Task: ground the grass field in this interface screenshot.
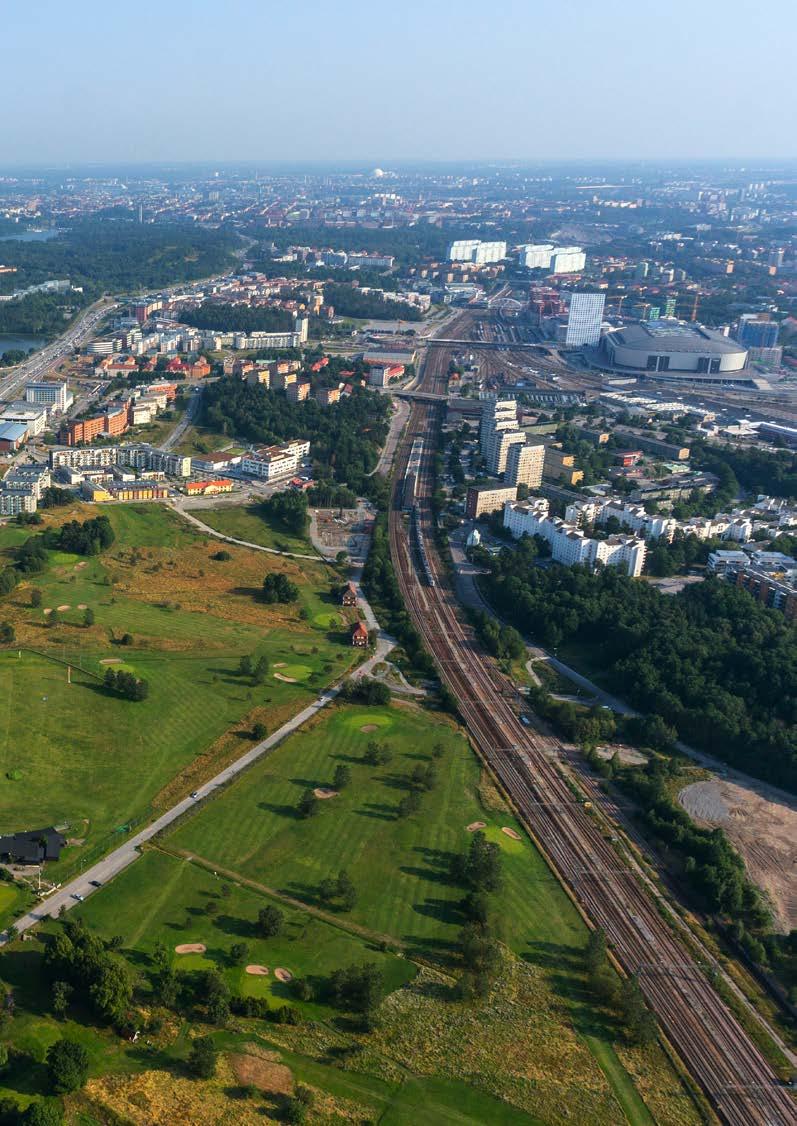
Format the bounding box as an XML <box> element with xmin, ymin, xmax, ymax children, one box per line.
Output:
<box><xmin>192</xmin><ymin>502</ymin><xmax>317</xmax><ymax>555</ymax></box>
<box><xmin>0</xmin><ymin>503</ymin><xmax>359</xmax><ymax>879</ymax></box>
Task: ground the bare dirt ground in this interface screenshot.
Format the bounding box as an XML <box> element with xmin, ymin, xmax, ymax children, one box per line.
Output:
<box><xmin>678</xmin><ymin>779</ymin><xmax>797</xmax><ymax>932</ymax></box>
<box><xmin>309</xmin><ymin>504</ymin><xmax>375</xmax><ymax>563</ymax></box>
<box><xmin>596</xmin><ymin>743</ymin><xmax>648</xmax><ymax>767</ymax></box>
<box><xmin>230</xmin><ymin>1049</ymin><xmax>293</xmax><ymax>1095</ymax></box>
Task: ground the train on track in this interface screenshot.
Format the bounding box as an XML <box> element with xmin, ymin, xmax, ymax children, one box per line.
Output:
<box><xmin>410</xmin><ymin>504</ymin><xmax>435</xmax><ymax>587</ymax></box>
<box><xmin>403</xmin><ymin>437</ymin><xmax>424</xmax><ymax>510</ymax></box>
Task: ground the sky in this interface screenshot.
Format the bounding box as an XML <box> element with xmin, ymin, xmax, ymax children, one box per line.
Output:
<box><xmin>2</xmin><ymin>0</ymin><xmax>795</xmax><ymax>166</ymax></box>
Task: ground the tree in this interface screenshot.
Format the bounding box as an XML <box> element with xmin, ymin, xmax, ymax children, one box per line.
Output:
<box><xmin>238</xmin><ymin>654</ymin><xmax>253</xmax><ymax>678</ymax></box>
<box><xmin>253</xmin><ymin>655</ymin><xmax>269</xmax><ymax>684</ymax></box>
<box><xmin>459</xmin><ymin>923</ymin><xmax>501</xmax><ymax>976</ymax></box>
<box><xmin>0</xmin><ymin>622</ymin><xmax>14</xmax><ymax>645</ymax></box>
<box><xmin>230</xmin><ymin>943</ymin><xmax>249</xmax><ymax>965</ymax></box>
<box><xmin>332</xmin><ymin>764</ymin><xmax>351</xmax><ymax>790</ymax></box>
<box><xmin>23</xmin><ymin>1103</ymin><xmax>64</xmax><ymax>1126</ymax></box>
<box><xmin>0</xmin><ymin>1043</ymin><xmax>7</xmax><ymax>1072</ymax></box>
<box><xmin>187</xmin><ymin>1035</ymin><xmax>217</xmax><ymax>1079</ymax></box>
<box><xmin>252</xmin><ymin>721</ymin><xmax>267</xmax><ymax>740</ymax></box>
<box><xmin>83</xmin><ymin>607</ymin><xmax>94</xmax><ymax>628</ymax></box>
<box><xmin>257</xmin><ymin>905</ymin><xmax>284</xmax><ymax>938</ymax></box>
<box><xmin>30</xmin><ymin>588</ymin><xmax>43</xmax><ymax>608</ymax></box>
<box><xmin>48</xmin><ymin>609</ymin><xmax>60</xmax><ymax>628</ymax></box>
<box><xmin>47</xmin><ymin>1039</ymin><xmax>89</xmax><ymax>1094</ymax></box>
<box><xmin>336</xmin><ymin>870</ymin><xmax>357</xmax><ymax>912</ymax></box>
<box><xmin>262</xmin><ymin>572</ymin><xmax>299</xmax><ymax>604</ymax></box>
<box><xmin>88</xmin><ymin>958</ymin><xmax>133</xmax><ymax>1024</ymax></box>
<box><xmin>397</xmin><ymin>791</ymin><xmax>422</xmax><ymax>818</ymax></box>
<box><xmin>297</xmin><ymin>788</ymin><xmax>319</xmax><ymax>819</ymax></box>
<box><xmin>586</xmin><ymin>927</ymin><xmax>607</xmax><ymax>974</ymax></box>
<box><xmin>51</xmin><ymin>980</ymin><xmax>73</xmax><ymax>1019</ymax></box>
<box><xmin>204</xmin><ymin>970</ymin><xmax>230</xmax><ymax>1024</ymax></box>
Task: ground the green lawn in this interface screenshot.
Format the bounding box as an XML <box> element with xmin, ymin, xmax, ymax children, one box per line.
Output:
<box><xmin>193</xmin><ymin>502</ymin><xmax>318</xmax><ymax>555</ymax></box>
<box><xmin>168</xmin><ymin>703</ymin><xmax>582</xmax><ymax>962</ymax></box>
<box><xmin>0</xmin><ymin>504</ymin><xmax>358</xmax><ymax>880</ymax></box>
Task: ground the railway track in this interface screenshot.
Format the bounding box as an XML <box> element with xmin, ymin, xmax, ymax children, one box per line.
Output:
<box><xmin>387</xmin><ymin>324</ymin><xmax>795</xmax><ymax>1126</ymax></box>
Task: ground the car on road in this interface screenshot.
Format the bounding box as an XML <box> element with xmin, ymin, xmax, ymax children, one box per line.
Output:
<box><xmin>73</xmin><ymin>893</ymin><xmax>84</xmax><ymax>902</ymax></box>
<box><xmin>89</xmin><ymin>879</ymin><xmax>102</xmax><ymax>888</ymax></box>
<box><xmin>190</xmin><ymin>791</ymin><xmax>199</xmax><ymax>799</ymax></box>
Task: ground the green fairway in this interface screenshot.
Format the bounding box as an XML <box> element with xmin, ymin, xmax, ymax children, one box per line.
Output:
<box><xmin>192</xmin><ymin>502</ymin><xmax>317</xmax><ymax>555</ymax></box>
<box><xmin>169</xmin><ymin>703</ymin><xmax>582</xmax><ymax>960</ymax></box>
<box><xmin>0</xmin><ymin>504</ymin><xmax>359</xmax><ymax>879</ymax></box>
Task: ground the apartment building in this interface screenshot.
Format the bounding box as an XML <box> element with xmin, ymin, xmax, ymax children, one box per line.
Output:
<box><xmin>240</xmin><ymin>439</ymin><xmax>310</xmax><ymax>481</ymax></box>
<box><xmin>25</xmin><ymin>381</ymin><xmax>72</xmax><ymax>413</ymax></box>
<box><xmin>465</xmin><ymin>484</ymin><xmax>517</xmax><ymax>519</ymax></box>
<box><xmin>504</xmin><ymin>499</ymin><xmax>646</xmax><ymax>577</ymax></box>
<box><xmin>504</xmin><ymin>442</ymin><xmax>545</xmax><ymax>489</ymax></box>
<box><xmin>543</xmin><ymin>446</ymin><xmax>584</xmax><ymax>487</ymax></box>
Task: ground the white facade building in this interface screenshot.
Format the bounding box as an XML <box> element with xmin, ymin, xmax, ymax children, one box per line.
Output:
<box><xmin>518</xmin><ymin>244</ymin><xmax>585</xmax><ymax>273</ymax></box>
<box><xmin>504</xmin><ymin>499</ymin><xmax>647</xmax><ymax>577</ymax></box>
<box><xmin>480</xmin><ymin>397</ymin><xmax>525</xmax><ymax>474</ymax></box>
<box><xmin>447</xmin><ymin>239</ymin><xmax>507</xmax><ymax>264</ymax></box>
<box><xmin>565</xmin><ymin>293</ymin><xmax>606</xmax><ymax>347</ymax></box>
<box><xmin>505</xmin><ymin>442</ymin><xmax>545</xmax><ymax>489</ymax></box>
<box><xmin>240</xmin><ymin>439</ymin><xmax>310</xmax><ymax>481</ymax></box>
<box><xmin>25</xmin><ymin>381</ymin><xmax>72</xmax><ymax>412</ymax></box>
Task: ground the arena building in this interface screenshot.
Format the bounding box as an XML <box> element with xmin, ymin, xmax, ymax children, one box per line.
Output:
<box><xmin>598</xmin><ymin>321</ymin><xmax>750</xmax><ymax>384</ymax></box>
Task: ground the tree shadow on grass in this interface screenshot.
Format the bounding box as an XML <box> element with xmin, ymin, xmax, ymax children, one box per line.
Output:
<box><xmin>378</xmin><ymin>773</ymin><xmax>412</xmax><ymax>792</ymax></box>
<box><xmin>214</xmin><ymin>913</ymin><xmax>257</xmax><ymax>939</ymax></box>
<box><xmin>399</xmin><ymin>865</ymin><xmax>457</xmax><ymax>887</ymax></box>
<box><xmin>2</xmin><ymin>1051</ymin><xmax>48</xmax><ymax>1098</ymax></box>
<box><xmin>402</xmin><ymin>933</ymin><xmax>460</xmax><ymax>966</ymax></box>
<box><xmin>257</xmin><ymin>801</ymin><xmax>301</xmax><ymax>820</ymax></box>
<box><xmin>288</xmin><ymin>777</ymin><xmax>320</xmax><ymax>790</ymax></box>
<box><xmin>522</xmin><ymin>939</ymin><xmax>584</xmax><ymax>972</ymax></box>
<box><xmin>329</xmin><ymin>752</ymin><xmax>363</xmax><ymax>765</ymax></box>
<box><xmin>412</xmin><ymin>897</ymin><xmax>462</xmax><ymax>926</ymax></box>
<box><xmin>353</xmin><ymin>802</ymin><xmax>395</xmax><ymax>821</ymax></box>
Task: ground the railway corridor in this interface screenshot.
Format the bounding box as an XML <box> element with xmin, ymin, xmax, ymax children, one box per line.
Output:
<box><xmin>387</xmin><ymin>335</ymin><xmax>795</xmax><ymax>1126</ymax></box>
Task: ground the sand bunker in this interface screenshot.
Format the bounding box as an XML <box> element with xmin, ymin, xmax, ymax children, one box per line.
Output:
<box><xmin>43</xmin><ymin>608</ymin><xmax>52</xmax><ymax>615</ymax></box>
<box><xmin>467</xmin><ymin>821</ymin><xmax>487</xmax><ymax>832</ymax></box>
<box><xmin>56</xmin><ymin>604</ymin><xmax>70</xmax><ymax>612</ymax></box>
<box><xmin>245</xmin><ymin>964</ymin><xmax>269</xmax><ymax>976</ymax></box>
<box><xmin>99</xmin><ymin>658</ymin><xmax>122</xmax><ymax>665</ymax></box>
<box><xmin>273</xmin><ymin>673</ymin><xmax>298</xmax><ymax>683</ymax></box>
<box><xmin>174</xmin><ymin>943</ymin><xmax>206</xmax><ymax>955</ymax></box>
<box><xmin>360</xmin><ymin>724</ymin><xmax>379</xmax><ymax>733</ymax></box>
<box><xmin>274</xmin><ymin>662</ymin><xmax>287</xmax><ymax>668</ymax></box>
<box><xmin>75</xmin><ymin>561</ymin><xmax>87</xmax><ymax>569</ymax></box>
<box><xmin>77</xmin><ymin>603</ymin><xmax>88</xmax><ymax>610</ymax></box>
<box><xmin>501</xmin><ymin>827</ymin><xmax>522</xmax><ymax>841</ymax></box>
<box><xmin>314</xmin><ymin>787</ymin><xmax>338</xmax><ymax>800</ymax></box>
<box><xmin>274</xmin><ymin>967</ymin><xmax>292</xmax><ymax>982</ymax></box>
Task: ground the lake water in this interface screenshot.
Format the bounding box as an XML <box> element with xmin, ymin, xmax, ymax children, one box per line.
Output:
<box><xmin>0</xmin><ymin>334</ymin><xmax>45</xmax><ymax>359</ymax></box>
<box><xmin>0</xmin><ymin>229</ymin><xmax>61</xmax><ymax>242</ymax></box>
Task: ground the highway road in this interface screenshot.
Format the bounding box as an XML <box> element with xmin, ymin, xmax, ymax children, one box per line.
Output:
<box><xmin>389</xmin><ymin>315</ymin><xmax>795</xmax><ymax>1126</ymax></box>
<box><xmin>159</xmin><ymin>382</ymin><xmax>203</xmax><ymax>451</ymax></box>
<box><xmin>0</xmin><ymin>297</ymin><xmax>118</xmax><ymax>401</ymax></box>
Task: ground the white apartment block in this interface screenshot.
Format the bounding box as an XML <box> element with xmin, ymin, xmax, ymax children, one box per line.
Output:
<box><xmin>447</xmin><ymin>239</ymin><xmax>507</xmax><ymax>264</ymax></box>
<box><xmin>518</xmin><ymin>244</ymin><xmax>585</xmax><ymax>274</ymax></box>
<box><xmin>505</xmin><ymin>442</ymin><xmax>545</xmax><ymax>489</ymax></box>
<box><xmin>240</xmin><ymin>439</ymin><xmax>310</xmax><ymax>481</ymax></box>
<box><xmin>504</xmin><ymin>499</ymin><xmax>647</xmax><ymax>577</ymax></box>
<box><xmin>564</xmin><ymin>497</ymin><xmax>753</xmax><ymax>545</ymax></box>
<box><xmin>480</xmin><ymin>398</ymin><xmax>525</xmax><ymax>474</ymax></box>
<box><xmin>48</xmin><ymin>444</ymin><xmax>191</xmax><ymax>478</ymax></box>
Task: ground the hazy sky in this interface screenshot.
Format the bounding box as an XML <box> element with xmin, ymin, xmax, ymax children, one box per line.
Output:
<box><xmin>3</xmin><ymin>0</ymin><xmax>795</xmax><ymax>165</ymax></box>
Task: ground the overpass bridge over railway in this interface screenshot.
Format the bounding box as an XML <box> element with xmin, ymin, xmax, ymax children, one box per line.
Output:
<box><xmin>426</xmin><ymin>338</ymin><xmax>546</xmax><ymax>350</ymax></box>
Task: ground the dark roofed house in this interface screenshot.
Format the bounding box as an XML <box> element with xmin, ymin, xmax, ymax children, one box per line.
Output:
<box><xmin>0</xmin><ymin>827</ymin><xmax>66</xmax><ymax>865</ymax></box>
<box><xmin>341</xmin><ymin>582</ymin><xmax>358</xmax><ymax>607</ymax></box>
<box><xmin>351</xmin><ymin>621</ymin><xmax>369</xmax><ymax>648</ymax></box>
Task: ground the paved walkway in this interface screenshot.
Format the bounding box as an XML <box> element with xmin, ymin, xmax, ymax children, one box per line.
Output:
<box><xmin>160</xmin><ymin>384</ymin><xmax>203</xmax><ymax>452</ymax></box>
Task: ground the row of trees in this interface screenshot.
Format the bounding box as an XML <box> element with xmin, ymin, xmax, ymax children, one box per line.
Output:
<box><xmin>103</xmin><ymin>668</ymin><xmax>149</xmax><ymax>702</ymax></box>
<box><xmin>482</xmin><ymin>553</ymin><xmax>797</xmax><ymax>790</ymax></box>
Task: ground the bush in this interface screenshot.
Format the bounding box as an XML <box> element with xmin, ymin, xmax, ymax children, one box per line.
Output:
<box><xmin>257</xmin><ymin>905</ymin><xmax>283</xmax><ymax>938</ymax></box>
<box><xmin>47</xmin><ymin>1039</ymin><xmax>89</xmax><ymax>1094</ymax></box>
<box><xmin>212</xmin><ymin>550</ymin><xmax>232</xmax><ymax>561</ymax></box>
<box><xmin>339</xmin><ymin>678</ymin><xmax>390</xmax><ymax>706</ymax></box>
<box><xmin>187</xmin><ymin>1035</ymin><xmax>217</xmax><ymax>1078</ymax></box>
<box><xmin>262</xmin><ymin>572</ymin><xmax>299</xmax><ymax>604</ymax></box>
<box><xmin>297</xmin><ymin>789</ymin><xmax>319</xmax><ymax>819</ymax></box>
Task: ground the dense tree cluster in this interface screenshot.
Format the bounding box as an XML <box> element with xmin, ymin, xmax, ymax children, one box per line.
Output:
<box><xmin>56</xmin><ymin>516</ymin><xmax>114</xmax><ymax>556</ymax></box>
<box><xmin>103</xmin><ymin>668</ymin><xmax>149</xmax><ymax>702</ymax></box>
<box><xmin>178</xmin><ymin>302</ymin><xmax>294</xmax><ymax>334</ymax></box>
<box><xmin>44</xmin><ymin>918</ymin><xmax>133</xmax><ymax>1027</ymax></box>
<box><xmin>263</xmin><ymin>490</ymin><xmax>308</xmax><ymax>537</ymax></box>
<box><xmin>262</xmin><ymin>572</ymin><xmax>299</xmax><ymax>604</ymax></box>
<box><xmin>482</xmin><ymin>554</ymin><xmax>797</xmax><ymax>789</ymax></box>
<box><xmin>338</xmin><ymin>678</ymin><xmax>390</xmax><ymax>706</ymax></box>
<box><xmin>321</xmin><ymin>283</ymin><xmax>422</xmax><ymax>322</ymax></box>
<box><xmin>201</xmin><ymin>379</ymin><xmax>390</xmax><ymax>495</ymax></box>
<box><xmin>693</xmin><ymin>441</ymin><xmax>797</xmax><ymax>500</ymax></box>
